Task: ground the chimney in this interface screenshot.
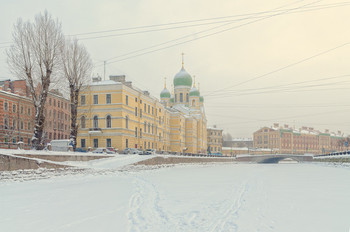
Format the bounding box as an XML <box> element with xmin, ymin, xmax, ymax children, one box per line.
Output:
<box><xmin>213</xmin><ymin>125</ymin><xmax>217</xmax><ymax>128</ymax></box>
<box><xmin>325</xmin><ymin>129</ymin><xmax>329</xmax><ymax>133</ymax></box>
<box><xmin>309</xmin><ymin>127</ymin><xmax>314</xmax><ymax>131</ymax></box>
<box><xmin>302</xmin><ymin>126</ymin><xmax>307</xmax><ymax>130</ymax></box>
<box><xmin>92</xmin><ymin>76</ymin><xmax>102</xmax><ymax>82</ymax></box>
<box><xmin>284</xmin><ymin>124</ymin><xmax>289</xmax><ymax>129</ymax></box>
<box><xmin>273</xmin><ymin>123</ymin><xmax>279</xmax><ymax>128</ymax></box>
<box><xmin>109</xmin><ymin>75</ymin><xmax>126</xmax><ymax>83</ymax></box>
<box><xmin>124</xmin><ymin>81</ymin><xmax>132</xmax><ymax>87</ymax></box>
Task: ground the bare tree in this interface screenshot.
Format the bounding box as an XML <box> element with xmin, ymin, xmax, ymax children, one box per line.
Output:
<box><xmin>61</xmin><ymin>39</ymin><xmax>92</xmax><ymax>151</ymax></box>
<box><xmin>7</xmin><ymin>11</ymin><xmax>64</xmax><ymax>149</ymax></box>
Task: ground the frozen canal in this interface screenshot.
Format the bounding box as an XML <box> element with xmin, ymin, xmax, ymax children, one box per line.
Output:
<box><xmin>1</xmin><ymin>162</ymin><xmax>350</xmax><ymax>232</ymax></box>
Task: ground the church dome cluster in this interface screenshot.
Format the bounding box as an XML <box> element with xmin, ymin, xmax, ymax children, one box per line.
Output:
<box><xmin>160</xmin><ymin>56</ymin><xmax>204</xmax><ymax>104</ymax></box>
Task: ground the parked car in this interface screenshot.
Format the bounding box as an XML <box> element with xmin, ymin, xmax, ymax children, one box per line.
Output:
<box><xmin>92</xmin><ymin>148</ymin><xmax>115</xmax><ymax>154</ymax></box>
<box><xmin>107</xmin><ymin>147</ymin><xmax>117</xmax><ymax>154</ymax></box>
<box><xmin>143</xmin><ymin>149</ymin><xmax>155</xmax><ymax>155</ymax></box>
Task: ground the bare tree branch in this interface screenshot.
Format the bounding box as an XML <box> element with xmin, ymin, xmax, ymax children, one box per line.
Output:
<box><xmin>61</xmin><ymin>38</ymin><xmax>92</xmax><ymax>151</ymax></box>
<box><xmin>7</xmin><ymin>11</ymin><xmax>64</xmax><ymax>149</ymax></box>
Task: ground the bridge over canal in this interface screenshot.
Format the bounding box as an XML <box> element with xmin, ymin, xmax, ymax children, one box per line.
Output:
<box><xmin>236</xmin><ymin>154</ymin><xmax>313</xmax><ymax>163</ymax></box>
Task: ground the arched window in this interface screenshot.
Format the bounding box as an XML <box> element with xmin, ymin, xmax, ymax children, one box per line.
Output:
<box><xmin>81</xmin><ymin>116</ymin><xmax>86</xmax><ymax>128</ymax></box>
<box><xmin>106</xmin><ymin>115</ymin><xmax>111</xmax><ymax>128</ymax></box>
<box><xmin>180</xmin><ymin>93</ymin><xmax>183</xmax><ymax>102</ymax></box>
<box><xmin>93</xmin><ymin>115</ymin><xmax>98</xmax><ymax>128</ymax></box>
<box><xmin>4</xmin><ymin>118</ymin><xmax>8</xmax><ymax>129</ymax></box>
<box><xmin>125</xmin><ymin>116</ymin><xmax>129</xmax><ymax>129</ymax></box>
<box><xmin>192</xmin><ymin>99</ymin><xmax>195</xmax><ymax>106</ymax></box>
<box><xmin>148</xmin><ymin>123</ymin><xmax>151</xmax><ymax>133</ymax></box>
<box><xmin>186</xmin><ymin>93</ymin><xmax>189</xmax><ymax>102</ymax></box>
<box><xmin>12</xmin><ymin>119</ymin><xmax>16</xmax><ymax>129</ymax></box>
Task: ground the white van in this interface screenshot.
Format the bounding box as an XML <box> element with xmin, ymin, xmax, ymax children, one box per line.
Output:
<box><xmin>50</xmin><ymin>140</ymin><xmax>71</xmax><ymax>152</ymax></box>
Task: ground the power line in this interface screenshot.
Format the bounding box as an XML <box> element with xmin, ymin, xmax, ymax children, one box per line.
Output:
<box><xmin>102</xmin><ymin>0</ymin><xmax>323</xmax><ymax>66</ymax></box>
<box><xmin>204</xmin><ymin>42</ymin><xmax>350</xmax><ymax>96</ymax></box>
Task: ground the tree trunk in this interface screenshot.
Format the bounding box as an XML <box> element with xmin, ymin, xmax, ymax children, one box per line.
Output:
<box><xmin>31</xmin><ymin>77</ymin><xmax>50</xmax><ymax>150</ymax></box>
<box><xmin>70</xmin><ymin>85</ymin><xmax>79</xmax><ymax>152</ymax></box>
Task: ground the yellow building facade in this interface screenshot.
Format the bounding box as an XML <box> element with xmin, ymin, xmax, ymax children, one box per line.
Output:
<box><xmin>77</xmin><ymin>63</ymin><xmax>207</xmax><ymax>154</ymax></box>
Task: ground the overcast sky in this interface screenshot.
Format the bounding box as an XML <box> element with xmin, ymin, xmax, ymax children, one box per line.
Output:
<box><xmin>1</xmin><ymin>0</ymin><xmax>350</xmax><ymax>138</ymax></box>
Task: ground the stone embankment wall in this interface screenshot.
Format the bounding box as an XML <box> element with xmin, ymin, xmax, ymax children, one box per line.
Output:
<box><xmin>0</xmin><ymin>154</ymin><xmax>111</xmax><ymax>171</ymax></box>
<box><xmin>14</xmin><ymin>154</ymin><xmax>112</xmax><ymax>162</ymax></box>
<box><xmin>0</xmin><ymin>155</ymin><xmax>69</xmax><ymax>171</ymax></box>
<box><xmin>134</xmin><ymin>156</ymin><xmax>235</xmax><ymax>166</ymax></box>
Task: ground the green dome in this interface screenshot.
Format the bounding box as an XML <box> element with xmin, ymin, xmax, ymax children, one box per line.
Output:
<box><xmin>200</xmin><ymin>96</ymin><xmax>204</xmax><ymax>102</ymax></box>
<box><xmin>160</xmin><ymin>88</ymin><xmax>171</xmax><ymax>98</ymax></box>
<box><xmin>189</xmin><ymin>87</ymin><xmax>200</xmax><ymax>97</ymax></box>
<box><xmin>174</xmin><ymin>67</ymin><xmax>192</xmax><ymax>87</ymax></box>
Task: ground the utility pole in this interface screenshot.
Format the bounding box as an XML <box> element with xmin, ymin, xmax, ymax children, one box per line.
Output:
<box><xmin>104</xmin><ymin>61</ymin><xmax>106</xmax><ymax>81</ymax></box>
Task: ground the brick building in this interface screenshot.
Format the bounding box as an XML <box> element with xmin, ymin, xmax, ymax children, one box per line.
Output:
<box><xmin>43</xmin><ymin>89</ymin><xmax>70</xmax><ymax>143</ymax></box>
<box><xmin>0</xmin><ymin>80</ymin><xmax>35</xmax><ymax>149</ymax></box>
<box><xmin>253</xmin><ymin>123</ymin><xmax>346</xmax><ymax>155</ymax></box>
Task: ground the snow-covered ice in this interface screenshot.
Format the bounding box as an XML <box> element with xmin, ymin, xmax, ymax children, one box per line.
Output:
<box><xmin>1</xmin><ymin>159</ymin><xmax>350</xmax><ymax>232</ymax></box>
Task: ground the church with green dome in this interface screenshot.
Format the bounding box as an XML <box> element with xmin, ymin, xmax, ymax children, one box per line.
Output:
<box><xmin>158</xmin><ymin>56</ymin><xmax>207</xmax><ymax>154</ymax></box>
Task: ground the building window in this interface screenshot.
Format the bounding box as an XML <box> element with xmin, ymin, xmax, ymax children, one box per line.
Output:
<box><xmin>81</xmin><ymin>95</ymin><xmax>86</xmax><ymax>105</ymax></box>
<box><xmin>126</xmin><ymin>139</ymin><xmax>129</xmax><ymax>148</ymax></box>
<box><xmin>106</xmin><ymin>94</ymin><xmax>111</xmax><ymax>104</ymax></box>
<box><xmin>144</xmin><ymin>121</ymin><xmax>147</xmax><ymax>131</ymax></box>
<box><xmin>49</xmin><ymin>98</ymin><xmax>51</xmax><ymax>105</ymax></box>
<box><xmin>140</xmin><ymin>128</ymin><xmax>142</xmax><ymax>138</ymax></box>
<box><xmin>4</xmin><ymin>118</ymin><xmax>8</xmax><ymax>129</ymax></box>
<box><xmin>20</xmin><ymin>121</ymin><xmax>24</xmax><ymax>130</ymax></box>
<box><xmin>144</xmin><ymin>103</ymin><xmax>146</xmax><ymax>112</ymax></box>
<box><xmin>180</xmin><ymin>93</ymin><xmax>183</xmax><ymax>102</ymax></box>
<box><xmin>106</xmin><ymin>138</ymin><xmax>111</xmax><ymax>148</ymax></box>
<box><xmin>81</xmin><ymin>139</ymin><xmax>86</xmax><ymax>148</ymax></box>
<box><xmin>58</xmin><ymin>101</ymin><xmax>60</xmax><ymax>108</ymax></box>
<box><xmin>125</xmin><ymin>116</ymin><xmax>129</xmax><ymax>129</ymax></box>
<box><xmin>186</xmin><ymin>93</ymin><xmax>189</xmax><ymax>102</ymax></box>
<box><xmin>20</xmin><ymin>106</ymin><xmax>23</xmax><ymax>114</ymax></box>
<box><xmin>12</xmin><ymin>119</ymin><xmax>16</xmax><ymax>129</ymax></box>
<box><xmin>135</xmin><ymin>97</ymin><xmax>138</xmax><ymax>102</ymax></box>
<box><xmin>135</xmin><ymin>107</ymin><xmax>138</xmax><ymax>116</ymax></box>
<box><xmin>80</xmin><ymin>116</ymin><xmax>86</xmax><ymax>128</ymax></box>
<box><xmin>159</xmin><ymin>116</ymin><xmax>161</xmax><ymax>125</ymax></box>
<box><xmin>93</xmin><ymin>115</ymin><xmax>98</xmax><ymax>128</ymax></box>
<box><xmin>54</xmin><ymin>99</ymin><xmax>56</xmax><ymax>106</ymax></box>
<box><xmin>175</xmin><ymin>94</ymin><xmax>177</xmax><ymax>102</ymax></box>
<box><xmin>12</xmin><ymin>104</ymin><xmax>16</xmax><ymax>113</ymax></box>
<box><xmin>140</xmin><ymin>109</ymin><xmax>142</xmax><ymax>118</ymax></box>
<box><xmin>93</xmin><ymin>95</ymin><xmax>98</xmax><ymax>104</ymax></box>
<box><xmin>152</xmin><ymin>107</ymin><xmax>154</xmax><ymax>115</ymax></box>
<box><xmin>126</xmin><ymin>95</ymin><xmax>129</xmax><ymax>105</ymax></box>
<box><xmin>148</xmin><ymin>105</ymin><xmax>150</xmax><ymax>114</ymax></box>
<box><xmin>93</xmin><ymin>139</ymin><xmax>98</xmax><ymax>148</ymax></box>
<box><xmin>106</xmin><ymin>115</ymin><xmax>111</xmax><ymax>128</ymax></box>
<box><xmin>28</xmin><ymin>122</ymin><xmax>31</xmax><ymax>130</ymax></box>
<box><xmin>135</xmin><ymin>127</ymin><xmax>138</xmax><ymax>137</ymax></box>
<box><xmin>28</xmin><ymin>108</ymin><xmax>31</xmax><ymax>115</ymax></box>
<box><xmin>4</xmin><ymin>102</ymin><xmax>8</xmax><ymax>111</ymax></box>
<box><xmin>148</xmin><ymin>123</ymin><xmax>151</xmax><ymax>133</ymax></box>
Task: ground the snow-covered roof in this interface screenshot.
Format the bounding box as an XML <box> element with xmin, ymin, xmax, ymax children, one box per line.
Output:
<box><xmin>90</xmin><ymin>80</ymin><xmax>121</xmax><ymax>86</ymax></box>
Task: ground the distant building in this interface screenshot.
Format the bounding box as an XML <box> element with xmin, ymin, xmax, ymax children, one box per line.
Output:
<box><xmin>207</xmin><ymin>126</ymin><xmax>223</xmax><ymax>154</ymax></box>
<box><xmin>253</xmin><ymin>123</ymin><xmax>346</xmax><ymax>154</ymax></box>
<box><xmin>43</xmin><ymin>89</ymin><xmax>70</xmax><ymax>143</ymax></box>
<box><xmin>223</xmin><ymin>138</ymin><xmax>253</xmax><ymax>148</ymax></box>
<box><xmin>0</xmin><ymin>80</ymin><xmax>35</xmax><ymax>148</ymax></box>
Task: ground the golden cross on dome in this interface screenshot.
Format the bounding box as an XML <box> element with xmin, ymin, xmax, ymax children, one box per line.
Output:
<box><xmin>164</xmin><ymin>77</ymin><xmax>167</xmax><ymax>88</ymax></box>
<box><xmin>193</xmin><ymin>75</ymin><xmax>196</xmax><ymax>87</ymax></box>
<box><xmin>181</xmin><ymin>52</ymin><xmax>185</xmax><ymax>68</ymax></box>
